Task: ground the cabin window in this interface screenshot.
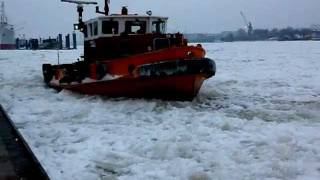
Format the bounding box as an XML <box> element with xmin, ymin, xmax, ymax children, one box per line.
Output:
<box><xmin>89</xmin><ymin>23</ymin><xmax>93</xmax><ymax>37</ymax></box>
<box><xmin>84</xmin><ymin>25</ymin><xmax>88</xmax><ymax>38</ymax></box>
<box><xmin>152</xmin><ymin>21</ymin><xmax>166</xmax><ymax>34</ymax></box>
<box><xmin>125</xmin><ymin>21</ymin><xmax>146</xmax><ymax>34</ymax></box>
<box><xmin>93</xmin><ymin>21</ymin><xmax>98</xmax><ymax>36</ymax></box>
<box><xmin>102</xmin><ymin>21</ymin><xmax>119</xmax><ymax>34</ymax></box>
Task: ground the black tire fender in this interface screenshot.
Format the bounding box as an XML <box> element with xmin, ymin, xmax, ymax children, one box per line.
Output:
<box><xmin>42</xmin><ymin>64</ymin><xmax>53</xmax><ymax>84</ymax></box>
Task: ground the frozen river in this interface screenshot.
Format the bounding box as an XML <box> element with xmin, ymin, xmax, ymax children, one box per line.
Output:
<box><xmin>0</xmin><ymin>41</ymin><xmax>320</xmax><ymax>180</ymax></box>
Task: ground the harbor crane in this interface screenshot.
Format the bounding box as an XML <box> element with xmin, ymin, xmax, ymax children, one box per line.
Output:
<box><xmin>240</xmin><ymin>11</ymin><xmax>253</xmax><ymax>36</ymax></box>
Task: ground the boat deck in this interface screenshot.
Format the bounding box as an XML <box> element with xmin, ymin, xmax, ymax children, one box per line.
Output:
<box><xmin>0</xmin><ymin>105</ymin><xmax>50</xmax><ymax>180</ymax></box>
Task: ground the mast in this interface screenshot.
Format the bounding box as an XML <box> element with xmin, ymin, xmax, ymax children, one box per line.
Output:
<box><xmin>61</xmin><ymin>0</ymin><xmax>98</xmax><ymax>32</ymax></box>
<box><xmin>0</xmin><ymin>1</ymin><xmax>8</xmax><ymax>24</ymax></box>
<box><xmin>61</xmin><ymin>0</ymin><xmax>113</xmax><ymax>32</ymax></box>
<box><xmin>104</xmin><ymin>0</ymin><xmax>110</xmax><ymax>15</ymax></box>
<box><xmin>96</xmin><ymin>0</ymin><xmax>110</xmax><ymax>15</ymax></box>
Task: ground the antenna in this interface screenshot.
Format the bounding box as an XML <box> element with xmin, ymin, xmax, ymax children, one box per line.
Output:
<box><xmin>57</xmin><ymin>49</ymin><xmax>60</xmax><ymax>65</ymax></box>
<box><xmin>0</xmin><ymin>1</ymin><xmax>8</xmax><ymax>24</ymax></box>
<box><xmin>61</xmin><ymin>0</ymin><xmax>97</xmax><ymax>32</ymax></box>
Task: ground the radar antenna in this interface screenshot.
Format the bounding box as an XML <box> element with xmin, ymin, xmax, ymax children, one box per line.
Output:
<box><xmin>61</xmin><ymin>0</ymin><xmax>98</xmax><ymax>5</ymax></box>
<box><xmin>61</xmin><ymin>0</ymin><xmax>98</xmax><ymax>32</ymax></box>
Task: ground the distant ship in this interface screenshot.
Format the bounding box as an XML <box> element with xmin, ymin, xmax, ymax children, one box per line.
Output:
<box><xmin>0</xmin><ymin>1</ymin><xmax>15</xmax><ymax>49</ymax></box>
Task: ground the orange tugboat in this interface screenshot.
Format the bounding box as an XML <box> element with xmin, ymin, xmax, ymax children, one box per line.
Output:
<box><xmin>43</xmin><ymin>0</ymin><xmax>216</xmax><ymax>100</ymax></box>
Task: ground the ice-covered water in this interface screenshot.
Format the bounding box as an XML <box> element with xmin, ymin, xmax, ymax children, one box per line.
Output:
<box><xmin>0</xmin><ymin>41</ymin><xmax>320</xmax><ymax>180</ymax></box>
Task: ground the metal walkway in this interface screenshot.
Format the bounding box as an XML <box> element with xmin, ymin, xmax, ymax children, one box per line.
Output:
<box><xmin>0</xmin><ymin>105</ymin><xmax>50</xmax><ymax>180</ymax></box>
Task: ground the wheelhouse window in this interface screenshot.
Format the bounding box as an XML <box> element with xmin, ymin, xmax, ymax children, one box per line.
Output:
<box><xmin>89</xmin><ymin>23</ymin><xmax>93</xmax><ymax>37</ymax></box>
<box><xmin>125</xmin><ymin>21</ymin><xmax>146</xmax><ymax>34</ymax></box>
<box><xmin>93</xmin><ymin>21</ymin><xmax>98</xmax><ymax>36</ymax></box>
<box><xmin>84</xmin><ymin>25</ymin><xmax>88</xmax><ymax>38</ymax></box>
<box><xmin>102</xmin><ymin>21</ymin><xmax>119</xmax><ymax>34</ymax></box>
<box><xmin>152</xmin><ymin>21</ymin><xmax>166</xmax><ymax>34</ymax></box>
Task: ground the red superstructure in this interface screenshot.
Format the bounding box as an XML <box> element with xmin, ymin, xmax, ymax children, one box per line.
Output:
<box><xmin>43</xmin><ymin>1</ymin><xmax>216</xmax><ymax>100</ymax></box>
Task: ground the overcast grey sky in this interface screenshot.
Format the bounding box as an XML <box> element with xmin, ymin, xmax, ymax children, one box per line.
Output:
<box><xmin>3</xmin><ymin>0</ymin><xmax>320</xmax><ymax>37</ymax></box>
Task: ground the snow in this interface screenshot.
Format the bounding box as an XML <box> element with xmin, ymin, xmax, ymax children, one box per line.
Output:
<box><xmin>81</xmin><ymin>75</ymin><xmax>123</xmax><ymax>84</ymax></box>
<box><xmin>0</xmin><ymin>41</ymin><xmax>320</xmax><ymax>180</ymax></box>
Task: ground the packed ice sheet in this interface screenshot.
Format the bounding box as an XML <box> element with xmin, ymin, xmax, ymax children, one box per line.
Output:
<box><xmin>0</xmin><ymin>41</ymin><xmax>320</xmax><ymax>180</ymax></box>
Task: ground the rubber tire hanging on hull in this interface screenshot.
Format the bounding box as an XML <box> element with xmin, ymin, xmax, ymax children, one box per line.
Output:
<box><xmin>42</xmin><ymin>64</ymin><xmax>53</xmax><ymax>84</ymax></box>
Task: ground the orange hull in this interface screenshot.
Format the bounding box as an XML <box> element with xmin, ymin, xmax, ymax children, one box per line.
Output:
<box><xmin>53</xmin><ymin>74</ymin><xmax>206</xmax><ymax>100</ymax></box>
<box><xmin>100</xmin><ymin>46</ymin><xmax>206</xmax><ymax>76</ymax></box>
<box><xmin>44</xmin><ymin>46</ymin><xmax>215</xmax><ymax>100</ymax></box>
